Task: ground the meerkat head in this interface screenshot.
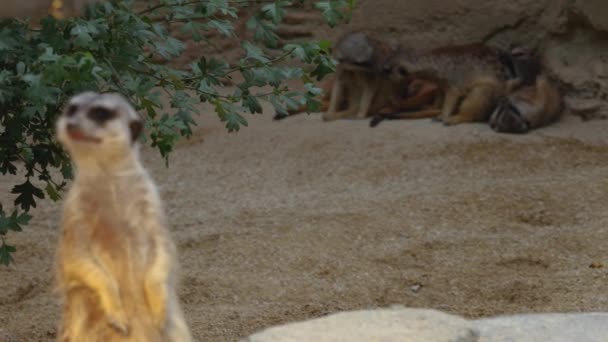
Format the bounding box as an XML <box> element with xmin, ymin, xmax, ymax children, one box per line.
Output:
<box><xmin>381</xmin><ymin>48</ymin><xmax>413</xmax><ymax>83</ymax></box>
<box><xmin>56</xmin><ymin>92</ymin><xmax>144</xmax><ymax>165</ymax></box>
<box><xmin>489</xmin><ymin>97</ymin><xmax>530</xmax><ymax>134</ymax></box>
<box><xmin>333</xmin><ymin>31</ymin><xmax>375</xmax><ymax>65</ymax></box>
<box><xmin>499</xmin><ymin>45</ymin><xmax>541</xmax><ymax>86</ymax></box>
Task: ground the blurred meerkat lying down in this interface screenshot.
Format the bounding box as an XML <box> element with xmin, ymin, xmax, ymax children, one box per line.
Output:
<box><xmin>382</xmin><ymin>42</ymin><xmax>528</xmax><ymax>126</ymax></box>
<box><xmin>55</xmin><ymin>92</ymin><xmax>192</xmax><ymax>341</ymax></box>
<box><xmin>489</xmin><ymin>75</ymin><xmax>563</xmax><ymax>134</ymax></box>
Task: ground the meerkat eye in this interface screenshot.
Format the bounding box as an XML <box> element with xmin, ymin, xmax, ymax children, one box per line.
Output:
<box><xmin>87</xmin><ymin>107</ymin><xmax>116</xmax><ymax>124</ymax></box>
<box><xmin>65</xmin><ymin>104</ymin><xmax>78</xmax><ymax>117</ymax></box>
<box><xmin>398</xmin><ymin>67</ymin><xmax>408</xmax><ymax>77</ymax></box>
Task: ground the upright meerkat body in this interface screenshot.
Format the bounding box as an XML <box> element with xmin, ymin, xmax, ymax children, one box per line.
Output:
<box><xmin>55</xmin><ymin>92</ymin><xmax>192</xmax><ymax>342</ymax></box>
<box><xmin>323</xmin><ymin>31</ymin><xmax>404</xmax><ymax>121</ymax></box>
<box><xmin>384</xmin><ymin>45</ymin><xmax>523</xmax><ymax>126</ymax></box>
<box><xmin>489</xmin><ymin>75</ymin><xmax>563</xmax><ymax>133</ymax></box>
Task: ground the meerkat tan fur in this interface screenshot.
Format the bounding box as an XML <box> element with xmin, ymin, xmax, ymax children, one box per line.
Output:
<box><xmin>323</xmin><ymin>31</ymin><xmax>404</xmax><ymax>121</ymax></box>
<box><xmin>489</xmin><ymin>75</ymin><xmax>563</xmax><ymax>134</ymax></box>
<box><xmin>370</xmin><ymin>43</ymin><xmax>502</xmax><ymax>125</ymax></box>
<box><xmin>383</xmin><ymin>44</ymin><xmax>524</xmax><ymax>126</ymax></box>
<box><xmin>55</xmin><ymin>92</ymin><xmax>192</xmax><ymax>342</ymax></box>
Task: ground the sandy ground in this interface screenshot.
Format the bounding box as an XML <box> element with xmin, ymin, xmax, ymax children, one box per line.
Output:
<box><xmin>2</xmin><ymin>107</ymin><xmax>608</xmax><ymax>341</ymax></box>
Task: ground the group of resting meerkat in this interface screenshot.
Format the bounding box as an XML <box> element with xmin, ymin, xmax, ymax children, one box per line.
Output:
<box><xmin>276</xmin><ymin>31</ymin><xmax>563</xmax><ymax>134</ymax></box>
<box><xmin>274</xmin><ymin>31</ymin><xmax>441</xmax><ymax>124</ymax></box>
<box><xmin>55</xmin><ymin>92</ymin><xmax>192</xmax><ymax>341</ymax></box>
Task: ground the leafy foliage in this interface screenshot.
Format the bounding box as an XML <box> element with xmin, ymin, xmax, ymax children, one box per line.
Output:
<box><xmin>0</xmin><ymin>0</ymin><xmax>354</xmax><ymax>265</ymax></box>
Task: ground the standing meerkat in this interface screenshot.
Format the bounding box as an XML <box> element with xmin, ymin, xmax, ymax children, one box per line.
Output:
<box><xmin>383</xmin><ymin>44</ymin><xmax>523</xmax><ymax>126</ymax></box>
<box><xmin>489</xmin><ymin>75</ymin><xmax>563</xmax><ymax>134</ymax></box>
<box><xmin>55</xmin><ymin>92</ymin><xmax>192</xmax><ymax>341</ymax></box>
<box><xmin>323</xmin><ymin>31</ymin><xmax>404</xmax><ymax>121</ymax></box>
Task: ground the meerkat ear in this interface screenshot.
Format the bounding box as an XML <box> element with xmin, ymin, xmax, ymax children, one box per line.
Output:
<box><xmin>129</xmin><ymin>120</ymin><xmax>143</xmax><ymax>143</ymax></box>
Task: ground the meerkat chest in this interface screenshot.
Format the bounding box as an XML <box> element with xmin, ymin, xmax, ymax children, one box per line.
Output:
<box><xmin>78</xmin><ymin>181</ymin><xmax>146</xmax><ymax>220</ymax></box>
<box><xmin>73</xmin><ymin>180</ymin><xmax>156</xmax><ymax>266</ymax></box>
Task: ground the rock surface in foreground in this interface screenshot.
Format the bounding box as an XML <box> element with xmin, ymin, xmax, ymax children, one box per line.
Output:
<box><xmin>245</xmin><ymin>307</ymin><xmax>608</xmax><ymax>342</ymax></box>
<box><xmin>476</xmin><ymin>312</ymin><xmax>608</xmax><ymax>342</ymax></box>
<box><xmin>244</xmin><ymin>307</ymin><xmax>478</xmax><ymax>342</ymax></box>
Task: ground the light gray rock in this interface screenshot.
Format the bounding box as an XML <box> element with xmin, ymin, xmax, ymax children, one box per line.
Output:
<box><xmin>474</xmin><ymin>312</ymin><xmax>608</xmax><ymax>342</ymax></box>
<box><xmin>244</xmin><ymin>307</ymin><xmax>478</xmax><ymax>342</ymax></box>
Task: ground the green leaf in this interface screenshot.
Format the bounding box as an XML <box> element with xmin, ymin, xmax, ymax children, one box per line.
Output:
<box><xmin>12</xmin><ymin>179</ymin><xmax>45</xmax><ymax>211</ymax></box>
<box><xmin>16</xmin><ymin>62</ymin><xmax>25</xmax><ymax>76</ymax></box>
<box><xmin>246</xmin><ymin>16</ymin><xmax>279</xmax><ymax>47</ymax></box>
<box><xmin>39</xmin><ymin>47</ymin><xmax>61</xmax><ymax>63</ymax></box>
<box><xmin>269</xmin><ymin>95</ymin><xmax>288</xmax><ymax>116</ymax></box>
<box><xmin>208</xmin><ymin>20</ymin><xmax>235</xmax><ymax>37</ymax></box>
<box><xmin>60</xmin><ymin>163</ymin><xmax>73</xmax><ymax>180</ymax></box>
<box><xmin>0</xmin><ymin>242</ymin><xmax>16</xmax><ymax>266</ymax></box>
<box><xmin>215</xmin><ymin>101</ymin><xmax>248</xmax><ymax>132</ymax></box>
<box><xmin>206</xmin><ymin>0</ymin><xmax>230</xmax><ymax>16</ymax></box>
<box><xmin>0</xmin><ymin>210</ymin><xmax>32</xmax><ymax>233</ymax></box>
<box><xmin>280</xmin><ymin>92</ymin><xmax>302</xmax><ymax>111</ymax></box>
<box><xmin>318</xmin><ymin>39</ymin><xmax>333</xmax><ymax>52</ymax></box>
<box><xmin>45</xmin><ymin>183</ymin><xmax>62</xmax><ymax>201</ymax></box>
<box><xmin>242</xmin><ymin>41</ymin><xmax>270</xmax><ymax>63</ymax></box>
<box><xmin>314</xmin><ymin>1</ymin><xmax>351</xmax><ymax>27</ymax></box>
<box><xmin>180</xmin><ymin>21</ymin><xmax>204</xmax><ymax>42</ymax></box>
<box><xmin>0</xmin><ymin>215</ymin><xmax>8</xmax><ymax>235</ymax></box>
<box><xmin>0</xmin><ymin>29</ymin><xmax>17</xmax><ymax>50</ymax></box>
<box><xmin>243</xmin><ymin>95</ymin><xmax>263</xmax><ymax>114</ymax></box>
<box><xmin>311</xmin><ymin>54</ymin><xmax>337</xmax><ymax>80</ymax></box>
<box><xmin>262</xmin><ymin>1</ymin><xmax>292</xmax><ymax>24</ymax></box>
<box><xmin>154</xmin><ymin>37</ymin><xmax>185</xmax><ymax>60</ymax></box>
<box><xmin>70</xmin><ymin>23</ymin><xmax>95</xmax><ymax>46</ymax></box>
<box><xmin>305</xmin><ymin>82</ymin><xmax>324</xmax><ymax>96</ymax></box>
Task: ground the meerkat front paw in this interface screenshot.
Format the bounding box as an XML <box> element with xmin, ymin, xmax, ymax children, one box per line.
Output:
<box><xmin>148</xmin><ymin>294</ymin><xmax>167</xmax><ymax>328</ymax></box>
<box><xmin>107</xmin><ymin>310</ymin><xmax>130</xmax><ymax>336</ymax></box>
<box><xmin>145</xmin><ymin>276</ymin><xmax>169</xmax><ymax>328</ymax></box>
